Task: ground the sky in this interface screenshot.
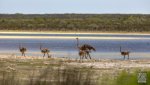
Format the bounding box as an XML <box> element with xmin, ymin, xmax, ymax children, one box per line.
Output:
<box><xmin>0</xmin><ymin>0</ymin><xmax>150</xmax><ymax>14</ymax></box>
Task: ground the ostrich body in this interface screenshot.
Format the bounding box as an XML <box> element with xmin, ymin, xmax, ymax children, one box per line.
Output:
<box><xmin>76</xmin><ymin>38</ymin><xmax>96</xmax><ymax>60</ymax></box>
<box><xmin>79</xmin><ymin>50</ymin><xmax>87</xmax><ymax>60</ymax></box>
<box><xmin>120</xmin><ymin>46</ymin><xmax>130</xmax><ymax>60</ymax></box>
<box><xmin>19</xmin><ymin>44</ymin><xmax>27</xmax><ymax>57</ymax></box>
<box><xmin>40</xmin><ymin>44</ymin><xmax>51</xmax><ymax>58</ymax></box>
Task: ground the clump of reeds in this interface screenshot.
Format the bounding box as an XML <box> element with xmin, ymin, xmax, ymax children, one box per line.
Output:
<box><xmin>114</xmin><ymin>70</ymin><xmax>150</xmax><ymax>85</ymax></box>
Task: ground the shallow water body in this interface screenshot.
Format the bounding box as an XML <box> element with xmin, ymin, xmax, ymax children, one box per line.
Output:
<box><xmin>0</xmin><ymin>33</ymin><xmax>150</xmax><ymax>59</ymax></box>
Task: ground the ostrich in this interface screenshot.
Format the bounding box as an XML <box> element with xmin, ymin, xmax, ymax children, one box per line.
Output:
<box><xmin>19</xmin><ymin>44</ymin><xmax>27</xmax><ymax>57</ymax></box>
<box><xmin>40</xmin><ymin>44</ymin><xmax>51</xmax><ymax>58</ymax></box>
<box><xmin>120</xmin><ymin>46</ymin><xmax>130</xmax><ymax>60</ymax></box>
<box><xmin>76</xmin><ymin>38</ymin><xmax>96</xmax><ymax>60</ymax></box>
<box><xmin>78</xmin><ymin>50</ymin><xmax>87</xmax><ymax>62</ymax></box>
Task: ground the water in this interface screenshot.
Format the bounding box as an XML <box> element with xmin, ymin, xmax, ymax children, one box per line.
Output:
<box><xmin>0</xmin><ymin>33</ymin><xmax>150</xmax><ymax>59</ymax></box>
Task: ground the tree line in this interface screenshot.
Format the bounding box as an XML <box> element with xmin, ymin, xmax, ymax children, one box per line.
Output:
<box><xmin>0</xmin><ymin>14</ymin><xmax>150</xmax><ymax>32</ymax></box>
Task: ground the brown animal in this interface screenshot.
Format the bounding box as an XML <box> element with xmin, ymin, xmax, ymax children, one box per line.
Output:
<box><xmin>76</xmin><ymin>38</ymin><xmax>96</xmax><ymax>60</ymax></box>
<box><xmin>40</xmin><ymin>44</ymin><xmax>51</xmax><ymax>58</ymax></box>
<box><xmin>120</xmin><ymin>46</ymin><xmax>130</xmax><ymax>60</ymax></box>
<box><xmin>19</xmin><ymin>44</ymin><xmax>27</xmax><ymax>57</ymax></box>
<box><xmin>79</xmin><ymin>50</ymin><xmax>87</xmax><ymax>60</ymax></box>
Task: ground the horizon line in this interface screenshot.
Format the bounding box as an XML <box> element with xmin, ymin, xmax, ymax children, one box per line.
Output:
<box><xmin>0</xmin><ymin>13</ymin><xmax>150</xmax><ymax>15</ymax></box>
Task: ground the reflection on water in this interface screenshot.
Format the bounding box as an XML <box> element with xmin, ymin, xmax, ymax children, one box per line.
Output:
<box><xmin>0</xmin><ymin>33</ymin><xmax>150</xmax><ymax>59</ymax></box>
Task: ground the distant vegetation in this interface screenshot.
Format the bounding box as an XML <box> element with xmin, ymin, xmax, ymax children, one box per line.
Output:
<box><xmin>0</xmin><ymin>14</ymin><xmax>150</xmax><ymax>32</ymax></box>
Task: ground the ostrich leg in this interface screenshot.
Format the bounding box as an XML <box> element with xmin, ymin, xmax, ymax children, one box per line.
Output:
<box><xmin>43</xmin><ymin>53</ymin><xmax>45</xmax><ymax>58</ymax></box>
<box><xmin>124</xmin><ymin>55</ymin><xmax>125</xmax><ymax>60</ymax></box>
<box><xmin>22</xmin><ymin>52</ymin><xmax>24</xmax><ymax>56</ymax></box>
<box><xmin>79</xmin><ymin>55</ymin><xmax>82</xmax><ymax>63</ymax></box>
<box><xmin>87</xmin><ymin>53</ymin><xmax>91</xmax><ymax>59</ymax></box>
<box><xmin>47</xmin><ymin>53</ymin><xmax>51</xmax><ymax>58</ymax></box>
<box><xmin>128</xmin><ymin>54</ymin><xmax>129</xmax><ymax>60</ymax></box>
<box><xmin>81</xmin><ymin>54</ymin><xmax>85</xmax><ymax>63</ymax></box>
<box><xmin>22</xmin><ymin>52</ymin><xmax>26</xmax><ymax>57</ymax></box>
<box><xmin>84</xmin><ymin>54</ymin><xmax>88</xmax><ymax>59</ymax></box>
<box><xmin>79</xmin><ymin>55</ymin><xmax>82</xmax><ymax>62</ymax></box>
<box><xmin>24</xmin><ymin>53</ymin><xmax>26</xmax><ymax>57</ymax></box>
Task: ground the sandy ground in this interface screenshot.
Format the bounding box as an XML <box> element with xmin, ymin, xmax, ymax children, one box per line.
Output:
<box><xmin>1</xmin><ymin>31</ymin><xmax>150</xmax><ymax>35</ymax></box>
<box><xmin>1</xmin><ymin>36</ymin><xmax>148</xmax><ymax>39</ymax></box>
<box><xmin>0</xmin><ymin>54</ymin><xmax>150</xmax><ymax>83</ymax></box>
<box><xmin>0</xmin><ymin>54</ymin><xmax>150</xmax><ymax>69</ymax></box>
<box><xmin>0</xmin><ymin>31</ymin><xmax>150</xmax><ymax>39</ymax></box>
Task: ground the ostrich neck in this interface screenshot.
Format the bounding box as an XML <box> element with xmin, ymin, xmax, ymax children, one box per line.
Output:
<box><xmin>76</xmin><ymin>39</ymin><xmax>80</xmax><ymax>49</ymax></box>
<box><xmin>40</xmin><ymin>45</ymin><xmax>42</xmax><ymax>50</ymax></box>
<box><xmin>77</xmin><ymin>39</ymin><xmax>79</xmax><ymax>47</ymax></box>
<box><xmin>120</xmin><ymin>47</ymin><xmax>122</xmax><ymax>52</ymax></box>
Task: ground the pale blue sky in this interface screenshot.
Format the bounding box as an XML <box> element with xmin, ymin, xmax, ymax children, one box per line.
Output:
<box><xmin>0</xmin><ymin>0</ymin><xmax>150</xmax><ymax>14</ymax></box>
